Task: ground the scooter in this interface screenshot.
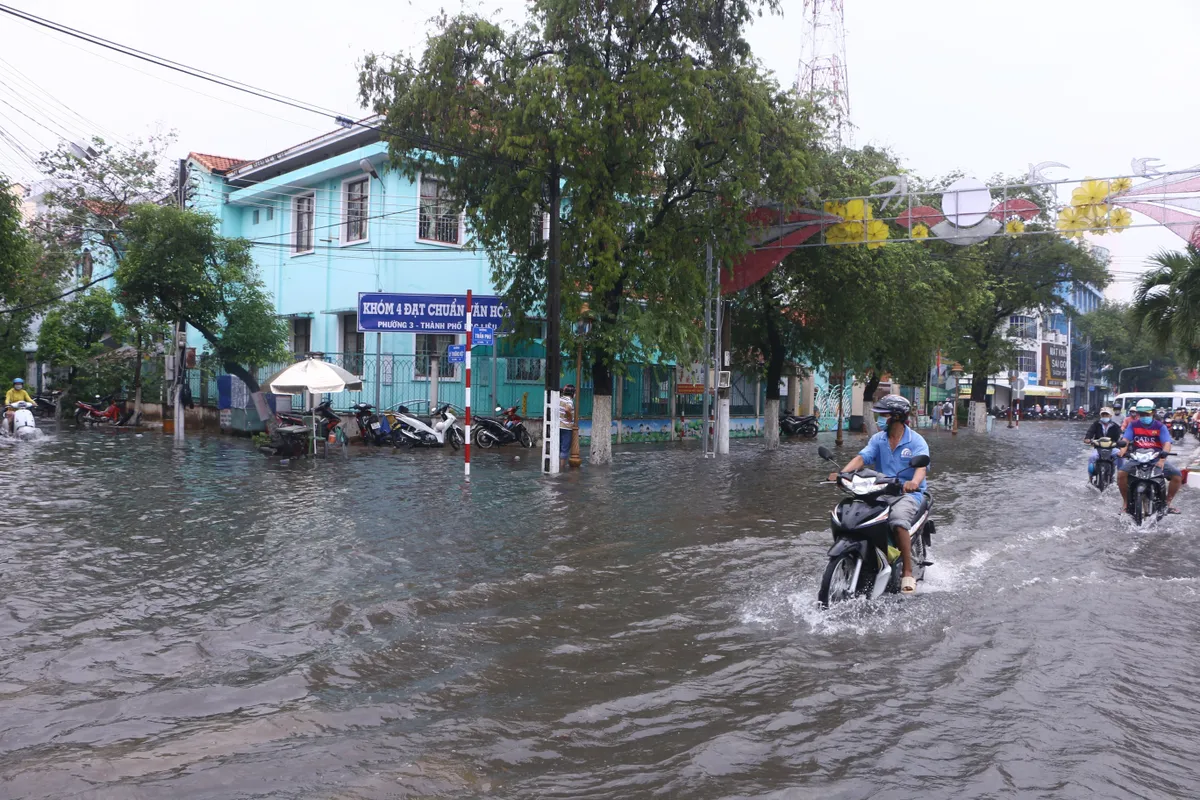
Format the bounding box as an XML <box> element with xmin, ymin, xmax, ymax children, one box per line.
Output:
<box><xmin>780</xmin><ymin>412</ymin><xmax>819</xmax><ymax>437</ymax></box>
<box><xmin>352</xmin><ymin>402</ymin><xmax>391</xmax><ymax>445</ymax></box>
<box><xmin>815</xmin><ymin>445</ymin><xmax>934</xmax><ymax>608</ymax></box>
<box><xmin>1089</xmin><ymin>437</ymin><xmax>1118</xmax><ymax>492</ymax></box>
<box><xmin>473</xmin><ymin>405</ymin><xmax>534</xmax><ymax>448</ymax></box>
<box><xmin>32</xmin><ymin>391</ymin><xmax>60</xmax><ymax>418</ymax></box>
<box><xmin>1122</xmin><ymin>446</ymin><xmax>1172</xmax><ymax>525</ymax></box>
<box><xmin>75</xmin><ymin>395</ymin><xmax>121</xmax><ymax>424</ymax></box>
<box><xmin>390</xmin><ymin>403</ymin><xmax>463</xmax><ymax>450</ymax></box>
<box><xmin>1170</xmin><ymin>419</ymin><xmax>1187</xmax><ymax>440</ymax></box>
<box><xmin>4</xmin><ymin>401</ymin><xmax>38</xmax><ymax>439</ymax></box>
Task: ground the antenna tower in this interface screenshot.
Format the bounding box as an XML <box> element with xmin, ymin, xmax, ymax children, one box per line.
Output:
<box><xmin>796</xmin><ymin>0</ymin><xmax>851</xmax><ymax>146</ymax></box>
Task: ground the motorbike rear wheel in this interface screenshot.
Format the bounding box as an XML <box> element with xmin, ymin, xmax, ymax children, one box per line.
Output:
<box><xmin>519</xmin><ymin>428</ymin><xmax>533</xmax><ymax>448</ymax></box>
<box><xmin>476</xmin><ymin>429</ymin><xmax>497</xmax><ymax>448</ymax></box>
<box><xmin>74</xmin><ymin>408</ymin><xmax>87</xmax><ymax>424</ymax></box>
<box><xmin>818</xmin><ymin>552</ymin><xmax>860</xmax><ymax>608</ymax></box>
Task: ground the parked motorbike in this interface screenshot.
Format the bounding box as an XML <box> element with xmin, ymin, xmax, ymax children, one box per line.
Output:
<box><xmin>75</xmin><ymin>395</ymin><xmax>121</xmax><ymax>425</ymax></box>
<box><xmin>815</xmin><ymin>446</ymin><xmax>934</xmax><ymax>607</ymax></box>
<box><xmin>352</xmin><ymin>402</ymin><xmax>391</xmax><ymax>445</ymax></box>
<box><xmin>780</xmin><ymin>412</ymin><xmax>819</xmax><ymax>438</ymax></box>
<box><xmin>1122</xmin><ymin>445</ymin><xmax>1172</xmax><ymax>525</ymax></box>
<box><xmin>390</xmin><ymin>403</ymin><xmax>463</xmax><ymax>449</ymax></box>
<box><xmin>1089</xmin><ymin>437</ymin><xmax>1118</xmax><ymax>492</ymax></box>
<box><xmin>4</xmin><ymin>401</ymin><xmax>38</xmax><ymax>439</ymax></box>
<box><xmin>32</xmin><ymin>391</ymin><xmax>60</xmax><ymax>418</ymax></box>
<box><xmin>473</xmin><ymin>405</ymin><xmax>534</xmax><ymax>448</ymax></box>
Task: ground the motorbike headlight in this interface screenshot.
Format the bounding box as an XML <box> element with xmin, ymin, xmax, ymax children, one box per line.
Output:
<box><xmin>848</xmin><ymin>475</ymin><xmax>883</xmax><ymax>495</ymax></box>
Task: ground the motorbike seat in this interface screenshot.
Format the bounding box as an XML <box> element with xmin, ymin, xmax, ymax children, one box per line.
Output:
<box><xmin>276</xmin><ymin>424</ymin><xmax>309</xmax><ymax>435</ymax></box>
<box><xmin>397</xmin><ymin>405</ymin><xmax>409</xmax><ymax>414</ymax></box>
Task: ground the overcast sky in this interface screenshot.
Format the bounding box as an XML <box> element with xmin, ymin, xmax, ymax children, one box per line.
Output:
<box><xmin>1</xmin><ymin>0</ymin><xmax>1194</xmax><ymax>300</ymax></box>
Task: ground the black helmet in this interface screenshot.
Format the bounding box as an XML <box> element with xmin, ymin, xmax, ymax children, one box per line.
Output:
<box><xmin>871</xmin><ymin>394</ymin><xmax>911</xmax><ymax>419</ymax></box>
<box><xmin>562</xmin><ymin>384</ymin><xmax>576</xmax><ymax>397</ymax></box>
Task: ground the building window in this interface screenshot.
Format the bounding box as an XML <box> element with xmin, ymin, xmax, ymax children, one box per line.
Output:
<box><xmin>291</xmin><ymin>317</ymin><xmax>311</xmax><ymax>359</ymax></box>
<box><xmin>253</xmin><ymin>208</ymin><xmax>260</xmax><ymax>225</ymax></box>
<box><xmin>293</xmin><ymin>193</ymin><xmax>315</xmax><ymax>254</ymax></box>
<box><xmin>342</xmin><ymin>314</ymin><xmax>364</xmax><ymax>373</ymax></box>
<box><xmin>267</xmin><ymin>206</ymin><xmax>273</xmax><ymax>221</ymax></box>
<box><xmin>343</xmin><ymin>177</ymin><xmax>368</xmax><ymax>244</ymax></box>
<box><xmin>415</xmin><ymin>333</ymin><xmax>457</xmax><ymax>379</ymax></box>
<box><xmin>418</xmin><ymin>175</ymin><xmax>462</xmax><ymax>245</ymax></box>
<box><xmin>1016</xmin><ymin>350</ymin><xmax>1037</xmax><ymax>373</ymax></box>
<box><xmin>1008</xmin><ymin>315</ymin><xmax>1036</xmax><ymax>340</ymax></box>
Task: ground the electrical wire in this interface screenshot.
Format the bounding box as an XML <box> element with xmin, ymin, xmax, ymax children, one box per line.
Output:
<box><xmin>0</xmin><ymin>271</ymin><xmax>114</xmax><ymax>316</ymax></box>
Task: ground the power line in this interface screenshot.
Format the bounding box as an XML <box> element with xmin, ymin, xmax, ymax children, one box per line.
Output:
<box><xmin>0</xmin><ymin>3</ymin><xmax>539</xmax><ymax>175</ymax></box>
<box><xmin>0</xmin><ymin>271</ymin><xmax>114</xmax><ymax>316</ymax></box>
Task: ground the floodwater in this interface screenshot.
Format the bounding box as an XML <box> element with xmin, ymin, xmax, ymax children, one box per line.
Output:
<box><xmin>1</xmin><ymin>422</ymin><xmax>1198</xmax><ymax>799</ymax></box>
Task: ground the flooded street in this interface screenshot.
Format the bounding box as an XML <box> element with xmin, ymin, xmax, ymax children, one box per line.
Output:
<box><xmin>2</xmin><ymin>423</ymin><xmax>1199</xmax><ymax>799</ymax></box>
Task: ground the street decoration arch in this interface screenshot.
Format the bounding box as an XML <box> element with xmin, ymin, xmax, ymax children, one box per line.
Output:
<box><xmin>721</xmin><ymin>158</ymin><xmax>1200</xmax><ymax>294</ymax></box>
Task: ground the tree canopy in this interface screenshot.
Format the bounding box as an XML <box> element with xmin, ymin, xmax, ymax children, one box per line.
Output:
<box><xmin>116</xmin><ymin>204</ymin><xmax>287</xmax><ymax>392</ymax></box>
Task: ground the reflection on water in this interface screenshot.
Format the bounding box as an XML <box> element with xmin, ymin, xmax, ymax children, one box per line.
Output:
<box><xmin>1</xmin><ymin>423</ymin><xmax>1198</xmax><ymax>798</ymax></box>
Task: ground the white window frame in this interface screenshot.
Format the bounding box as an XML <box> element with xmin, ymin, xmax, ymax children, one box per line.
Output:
<box><xmin>292</xmin><ymin>192</ymin><xmax>315</xmax><ymax>256</ymax></box>
<box><xmin>413</xmin><ymin>333</ymin><xmax>462</xmax><ymax>381</ymax></box>
<box><xmin>341</xmin><ymin>175</ymin><xmax>370</xmax><ymax>246</ymax></box>
<box><xmin>416</xmin><ymin>173</ymin><xmax>465</xmax><ymax>248</ymax></box>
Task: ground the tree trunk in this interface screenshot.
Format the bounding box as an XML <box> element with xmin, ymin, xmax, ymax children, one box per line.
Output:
<box><xmin>972</xmin><ymin>401</ymin><xmax>988</xmax><ymax>433</ymax></box>
<box><xmin>225</xmin><ymin>361</ymin><xmax>260</xmax><ymax>393</ymax></box>
<box><xmin>861</xmin><ymin>371</ymin><xmax>881</xmax><ymax>434</ymax></box>
<box><xmin>129</xmin><ymin>331</ymin><xmax>144</xmax><ymax>426</ymax></box>
<box><xmin>764</xmin><ymin>397</ymin><xmax>780</xmax><ymax>449</ymax></box>
<box><xmin>588</xmin><ymin>353</ymin><xmax>613</xmax><ymax>464</ymax></box>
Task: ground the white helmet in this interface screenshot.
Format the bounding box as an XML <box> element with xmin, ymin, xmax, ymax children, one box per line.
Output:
<box><xmin>1134</xmin><ymin>398</ymin><xmax>1156</xmax><ymax>413</ymax></box>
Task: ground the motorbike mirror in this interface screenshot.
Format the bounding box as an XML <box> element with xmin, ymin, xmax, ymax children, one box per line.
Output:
<box><xmin>817</xmin><ymin>446</ymin><xmax>835</xmax><ymax>462</ymax></box>
<box><xmin>495</xmin><ymin>406</ymin><xmax>503</xmax><ymax>413</ymax></box>
<box><xmin>909</xmin><ymin>454</ymin><xmax>931</xmax><ymax>469</ymax></box>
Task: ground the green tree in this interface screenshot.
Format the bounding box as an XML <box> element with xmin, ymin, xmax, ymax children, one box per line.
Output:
<box><xmin>359</xmin><ymin>0</ymin><xmax>817</xmax><ymax>463</ymax></box>
<box><xmin>1078</xmin><ymin>301</ymin><xmax>1177</xmax><ymax>393</ymax></box>
<box><xmin>1131</xmin><ymin>246</ymin><xmax>1200</xmax><ymax>369</ymax></box>
<box><xmin>941</xmin><ymin>206</ymin><xmax>1108</xmax><ymax>429</ymax></box>
<box><xmin>34</xmin><ymin>134</ymin><xmax>176</xmax><ymax>418</ymax></box>
<box><xmin>35</xmin><ymin>287</ymin><xmax>128</xmax><ymax>398</ymax></box>
<box><xmin>116</xmin><ymin>204</ymin><xmax>288</xmax><ymax>392</ymax></box>
<box><xmin>0</xmin><ymin>176</ymin><xmax>40</xmax><ymax>382</ymax></box>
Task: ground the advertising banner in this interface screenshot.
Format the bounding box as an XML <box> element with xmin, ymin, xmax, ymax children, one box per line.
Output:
<box><xmin>1042</xmin><ymin>342</ymin><xmax>1068</xmax><ymax>387</ymax></box>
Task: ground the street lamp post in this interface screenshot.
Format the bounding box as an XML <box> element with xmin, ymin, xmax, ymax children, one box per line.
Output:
<box><xmin>1118</xmin><ymin>364</ymin><xmax>1150</xmax><ymax>395</ymax></box>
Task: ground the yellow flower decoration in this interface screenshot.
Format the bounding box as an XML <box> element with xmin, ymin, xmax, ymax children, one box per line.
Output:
<box><xmin>1110</xmin><ymin>177</ymin><xmax>1132</xmax><ymax>194</ymax></box>
<box><xmin>1080</xmin><ymin>204</ymin><xmax>1110</xmax><ymax>229</ymax></box>
<box><xmin>1071</xmin><ymin>179</ymin><xmax>1111</xmax><ymax>208</ymax></box>
<box><xmin>842</xmin><ymin>198</ymin><xmax>872</xmax><ymax>221</ymax></box>
<box><xmin>824</xmin><ymin>200</ymin><xmax>847</xmax><ymax>218</ymax></box>
<box><xmin>1056</xmin><ymin>206</ymin><xmax>1087</xmax><ymax>238</ymax></box>
<box><xmin>1005</xmin><ymin>219</ymin><xmax>1025</xmax><ymax>236</ymax></box>
<box><xmin>911</xmin><ymin>223</ymin><xmax>930</xmax><ymax>239</ymax></box>
<box><xmin>866</xmin><ymin>219</ymin><xmax>889</xmax><ymax>249</ymax></box>
<box><xmin>1110</xmin><ymin>207</ymin><xmax>1132</xmax><ymax>231</ymax></box>
<box><xmin>825</xmin><ymin>222</ymin><xmax>862</xmax><ymax>246</ymax></box>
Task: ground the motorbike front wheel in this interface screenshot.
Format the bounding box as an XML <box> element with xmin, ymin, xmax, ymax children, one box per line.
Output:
<box><xmin>1131</xmin><ymin>485</ymin><xmax>1147</xmax><ymax>525</ymax></box>
<box><xmin>449</xmin><ymin>427</ymin><xmax>462</xmax><ymax>451</ymax></box>
<box><xmin>800</xmin><ymin>423</ymin><xmax>819</xmax><ymax>438</ymax></box>
<box><xmin>1096</xmin><ymin>463</ymin><xmax>1112</xmax><ymax>492</ymax></box>
<box><xmin>818</xmin><ymin>552</ymin><xmax>860</xmax><ymax>608</ymax></box>
<box><xmin>519</xmin><ymin>428</ymin><xmax>533</xmax><ymax>448</ymax></box>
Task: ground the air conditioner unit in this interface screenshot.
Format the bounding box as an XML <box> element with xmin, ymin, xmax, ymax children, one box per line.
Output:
<box><xmin>717</xmin><ymin>370</ymin><xmax>731</xmax><ymax>389</ymax></box>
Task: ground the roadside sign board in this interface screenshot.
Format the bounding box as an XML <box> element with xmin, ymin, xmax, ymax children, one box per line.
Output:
<box><xmin>357</xmin><ymin>292</ymin><xmax>507</xmax><ymax>333</ymax></box>
<box><xmin>447</xmin><ymin>344</ymin><xmax>465</xmax><ymax>364</ymax></box>
<box><xmin>472</xmin><ymin>326</ymin><xmax>495</xmax><ymax>346</ymax></box>
<box><xmin>676</xmin><ymin>384</ymin><xmax>705</xmax><ymax>394</ymax></box>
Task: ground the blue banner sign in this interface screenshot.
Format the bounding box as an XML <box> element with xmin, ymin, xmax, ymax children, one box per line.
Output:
<box><xmin>446</xmin><ymin>344</ymin><xmax>465</xmax><ymax>364</ymax></box>
<box><xmin>472</xmin><ymin>326</ymin><xmax>495</xmax><ymax>346</ymax></box>
<box><xmin>357</xmin><ymin>292</ymin><xmax>507</xmax><ymax>333</ymax></box>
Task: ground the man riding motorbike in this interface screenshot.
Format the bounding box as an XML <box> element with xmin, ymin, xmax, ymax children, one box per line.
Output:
<box><xmin>5</xmin><ymin>377</ymin><xmax>33</xmax><ymax>433</ymax></box>
<box><xmin>1084</xmin><ymin>406</ymin><xmax>1122</xmax><ymax>475</ymax></box>
<box><xmin>1118</xmin><ymin>398</ymin><xmax>1183</xmax><ymax>514</ymax></box>
<box><xmin>827</xmin><ymin>395</ymin><xmax>930</xmax><ymax>594</ymax></box>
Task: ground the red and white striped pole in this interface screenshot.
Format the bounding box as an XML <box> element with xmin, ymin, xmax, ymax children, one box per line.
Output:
<box><xmin>464</xmin><ymin>289</ymin><xmax>472</xmax><ymax>481</ymax></box>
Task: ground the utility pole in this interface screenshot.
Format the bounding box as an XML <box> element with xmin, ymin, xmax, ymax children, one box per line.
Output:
<box><xmin>542</xmin><ymin>167</ymin><xmax>563</xmax><ymax>474</ymax></box>
<box><xmin>173</xmin><ymin>159</ymin><xmax>188</xmax><ymax>443</ymax></box>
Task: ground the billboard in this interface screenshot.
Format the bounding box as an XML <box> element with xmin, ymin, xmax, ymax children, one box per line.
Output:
<box><xmin>357</xmin><ymin>293</ymin><xmax>507</xmax><ymax>333</ymax></box>
<box><xmin>1042</xmin><ymin>342</ymin><xmax>1068</xmax><ymax>387</ymax></box>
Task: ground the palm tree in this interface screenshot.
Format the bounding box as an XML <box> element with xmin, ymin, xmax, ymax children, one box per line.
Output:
<box><xmin>1132</xmin><ymin>246</ymin><xmax>1200</xmax><ymax>367</ymax></box>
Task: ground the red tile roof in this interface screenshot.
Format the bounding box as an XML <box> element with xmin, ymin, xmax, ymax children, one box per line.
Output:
<box><xmin>189</xmin><ymin>152</ymin><xmax>249</xmax><ymax>174</ymax></box>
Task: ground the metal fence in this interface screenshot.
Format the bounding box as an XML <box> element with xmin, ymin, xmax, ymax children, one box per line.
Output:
<box><xmin>187</xmin><ymin>353</ymin><xmax>767</xmax><ymax>420</ymax></box>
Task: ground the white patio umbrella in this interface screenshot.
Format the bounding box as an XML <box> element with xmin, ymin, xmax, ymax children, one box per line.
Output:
<box><xmin>262</xmin><ymin>357</ymin><xmax>363</xmax><ymax>455</ymax></box>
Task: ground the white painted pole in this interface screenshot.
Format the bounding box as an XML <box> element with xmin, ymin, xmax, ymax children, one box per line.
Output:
<box><xmin>465</xmin><ymin>290</ymin><xmax>472</xmax><ymax>481</ymax></box>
